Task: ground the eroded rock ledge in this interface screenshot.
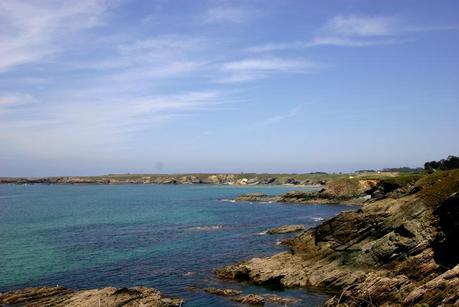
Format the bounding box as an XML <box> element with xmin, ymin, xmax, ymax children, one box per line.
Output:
<box><xmin>0</xmin><ymin>286</ymin><xmax>183</xmax><ymax>307</ymax></box>
<box><xmin>217</xmin><ymin>170</ymin><xmax>459</xmax><ymax>306</ymax></box>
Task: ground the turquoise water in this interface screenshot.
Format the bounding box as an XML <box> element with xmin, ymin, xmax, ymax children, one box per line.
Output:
<box><xmin>0</xmin><ymin>184</ymin><xmax>353</xmax><ymax>306</ymax></box>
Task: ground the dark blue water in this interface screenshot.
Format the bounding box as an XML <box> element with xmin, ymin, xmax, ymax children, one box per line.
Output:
<box><xmin>0</xmin><ymin>184</ymin><xmax>353</xmax><ymax>306</ymax></box>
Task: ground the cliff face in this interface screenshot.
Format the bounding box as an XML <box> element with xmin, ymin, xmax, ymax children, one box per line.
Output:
<box><xmin>217</xmin><ymin>170</ymin><xmax>459</xmax><ymax>306</ymax></box>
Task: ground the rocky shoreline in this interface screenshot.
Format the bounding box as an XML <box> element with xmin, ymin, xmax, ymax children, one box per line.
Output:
<box><xmin>2</xmin><ymin>167</ymin><xmax>457</xmax><ymax>306</ymax></box>
<box><xmin>0</xmin><ymin>174</ymin><xmax>326</xmax><ymax>186</ymax></box>
<box><xmin>233</xmin><ymin>176</ymin><xmax>413</xmax><ymax>206</ymax></box>
<box><xmin>216</xmin><ymin>169</ymin><xmax>459</xmax><ymax>306</ymax></box>
<box><xmin>0</xmin><ymin>286</ymin><xmax>183</xmax><ymax>306</ymax></box>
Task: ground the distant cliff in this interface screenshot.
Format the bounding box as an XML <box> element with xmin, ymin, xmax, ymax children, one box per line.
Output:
<box><xmin>0</xmin><ymin>173</ymin><xmax>321</xmax><ymax>185</ymax></box>
<box><xmin>0</xmin><ymin>171</ymin><xmax>419</xmax><ymax>186</ymax></box>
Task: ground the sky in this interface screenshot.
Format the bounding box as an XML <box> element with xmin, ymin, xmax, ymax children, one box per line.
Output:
<box><xmin>0</xmin><ymin>0</ymin><xmax>458</xmax><ymax>176</ymax></box>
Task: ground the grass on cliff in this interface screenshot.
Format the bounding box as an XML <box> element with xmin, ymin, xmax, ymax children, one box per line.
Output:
<box><xmin>416</xmin><ymin>169</ymin><xmax>459</xmax><ymax>206</ymax></box>
<box><xmin>74</xmin><ymin>171</ymin><xmax>424</xmax><ymax>182</ymax></box>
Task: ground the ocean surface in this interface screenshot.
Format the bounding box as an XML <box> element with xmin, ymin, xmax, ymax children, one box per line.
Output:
<box><xmin>0</xmin><ymin>184</ymin><xmax>355</xmax><ymax>306</ymax></box>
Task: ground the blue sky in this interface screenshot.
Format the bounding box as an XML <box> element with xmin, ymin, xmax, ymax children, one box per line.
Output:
<box><xmin>0</xmin><ymin>0</ymin><xmax>458</xmax><ymax>176</ymax></box>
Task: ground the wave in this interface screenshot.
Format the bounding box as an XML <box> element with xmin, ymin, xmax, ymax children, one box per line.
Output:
<box><xmin>188</xmin><ymin>225</ymin><xmax>223</xmax><ymax>231</ymax></box>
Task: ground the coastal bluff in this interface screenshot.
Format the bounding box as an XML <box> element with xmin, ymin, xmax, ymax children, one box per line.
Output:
<box><xmin>0</xmin><ymin>171</ymin><xmax>401</xmax><ymax>186</ymax></box>
<box><xmin>0</xmin><ymin>173</ymin><xmax>325</xmax><ymax>185</ymax></box>
<box><xmin>217</xmin><ymin>169</ymin><xmax>459</xmax><ymax>306</ymax></box>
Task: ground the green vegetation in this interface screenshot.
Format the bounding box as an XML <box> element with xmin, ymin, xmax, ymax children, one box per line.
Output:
<box><xmin>424</xmin><ymin>155</ymin><xmax>459</xmax><ymax>172</ymax></box>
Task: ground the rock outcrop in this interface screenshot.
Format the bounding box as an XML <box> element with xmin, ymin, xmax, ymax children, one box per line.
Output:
<box><xmin>0</xmin><ymin>286</ymin><xmax>182</xmax><ymax>307</ymax></box>
<box><xmin>234</xmin><ymin>176</ymin><xmax>426</xmax><ymax>206</ymax></box>
<box><xmin>231</xmin><ymin>294</ymin><xmax>265</xmax><ymax>305</ymax></box>
<box><xmin>217</xmin><ymin>170</ymin><xmax>459</xmax><ymax>306</ymax></box>
<box><xmin>200</xmin><ymin>287</ymin><xmax>301</xmax><ymax>305</ymax></box>
<box><xmin>266</xmin><ymin>224</ymin><xmax>305</xmax><ymax>234</ymax></box>
<box><xmin>203</xmin><ymin>287</ymin><xmax>241</xmax><ymax>296</ymax></box>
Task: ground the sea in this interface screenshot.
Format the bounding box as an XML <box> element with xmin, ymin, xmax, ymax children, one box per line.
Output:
<box><xmin>0</xmin><ymin>184</ymin><xmax>355</xmax><ymax>306</ymax></box>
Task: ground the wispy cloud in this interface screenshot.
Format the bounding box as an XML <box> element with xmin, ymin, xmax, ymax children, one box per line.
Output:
<box><xmin>61</xmin><ymin>34</ymin><xmax>211</xmax><ymax>90</ymax></box>
<box><xmin>0</xmin><ymin>0</ymin><xmax>113</xmax><ymax>72</ymax></box>
<box><xmin>204</xmin><ymin>4</ymin><xmax>261</xmax><ymax>23</ymax></box>
<box><xmin>0</xmin><ymin>93</ymin><xmax>36</xmax><ymax>115</ymax></box>
<box><xmin>0</xmin><ymin>90</ymin><xmax>225</xmax><ymax>157</ymax></box>
<box><xmin>310</xmin><ymin>15</ymin><xmax>404</xmax><ymax>47</ymax></box>
<box><xmin>322</xmin><ymin>15</ymin><xmax>397</xmax><ymax>37</ymax></box>
<box><xmin>118</xmin><ymin>35</ymin><xmax>206</xmax><ymax>56</ymax></box>
<box><xmin>250</xmin><ymin>107</ymin><xmax>302</xmax><ymax>129</ymax></box>
<box><xmin>249</xmin><ymin>14</ymin><xmax>458</xmax><ymax>52</ymax></box>
<box><xmin>219</xmin><ymin>57</ymin><xmax>319</xmax><ymax>83</ymax></box>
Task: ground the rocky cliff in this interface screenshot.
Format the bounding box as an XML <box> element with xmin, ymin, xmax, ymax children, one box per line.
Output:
<box><xmin>217</xmin><ymin>170</ymin><xmax>459</xmax><ymax>306</ymax></box>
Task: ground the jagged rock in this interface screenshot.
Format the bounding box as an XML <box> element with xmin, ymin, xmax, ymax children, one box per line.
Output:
<box><xmin>205</xmin><ymin>174</ymin><xmax>236</xmax><ymax>184</ymax></box>
<box><xmin>403</xmin><ymin>264</ymin><xmax>459</xmax><ymax>306</ymax></box>
<box><xmin>177</xmin><ymin>176</ymin><xmax>202</xmax><ymax>184</ymax></box>
<box><xmin>246</xmin><ymin>178</ymin><xmax>260</xmax><ymax>185</ymax></box>
<box><xmin>284</xmin><ymin>178</ymin><xmax>301</xmax><ymax>185</ymax></box>
<box><xmin>203</xmin><ymin>287</ymin><xmax>241</xmax><ymax>296</ymax></box>
<box><xmin>0</xmin><ymin>286</ymin><xmax>183</xmax><ymax>307</ymax></box>
<box><xmin>217</xmin><ymin>170</ymin><xmax>459</xmax><ymax>306</ymax></box>
<box><xmin>232</xmin><ymin>294</ymin><xmax>265</xmax><ymax>305</ymax></box>
<box><xmin>235</xmin><ymin>193</ymin><xmax>277</xmax><ymax>202</ymax></box>
<box><xmin>263</xmin><ymin>294</ymin><xmax>300</xmax><ymax>305</ymax></box>
<box><xmin>266</xmin><ymin>224</ymin><xmax>305</xmax><ymax>234</ymax></box>
<box><xmin>234</xmin><ymin>188</ymin><xmax>367</xmax><ymax>205</ymax></box>
<box><xmin>259</xmin><ymin>177</ymin><xmax>276</xmax><ymax>184</ymax></box>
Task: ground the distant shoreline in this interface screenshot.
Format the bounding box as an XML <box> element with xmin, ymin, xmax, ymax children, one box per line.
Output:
<box><xmin>0</xmin><ymin>171</ymin><xmax>416</xmax><ymax>186</ymax></box>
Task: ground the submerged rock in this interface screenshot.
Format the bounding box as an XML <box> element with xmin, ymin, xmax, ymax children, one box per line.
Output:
<box><xmin>203</xmin><ymin>287</ymin><xmax>241</xmax><ymax>296</ymax></box>
<box><xmin>266</xmin><ymin>224</ymin><xmax>305</xmax><ymax>234</ymax></box>
<box><xmin>263</xmin><ymin>294</ymin><xmax>300</xmax><ymax>305</ymax></box>
<box><xmin>203</xmin><ymin>288</ymin><xmax>301</xmax><ymax>305</ymax></box>
<box><xmin>232</xmin><ymin>294</ymin><xmax>265</xmax><ymax>305</ymax></box>
<box><xmin>0</xmin><ymin>286</ymin><xmax>183</xmax><ymax>307</ymax></box>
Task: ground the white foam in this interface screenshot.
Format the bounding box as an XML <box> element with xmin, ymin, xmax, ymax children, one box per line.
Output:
<box><xmin>312</xmin><ymin>217</ymin><xmax>324</xmax><ymax>222</ymax></box>
<box><xmin>189</xmin><ymin>225</ymin><xmax>223</xmax><ymax>231</ymax></box>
